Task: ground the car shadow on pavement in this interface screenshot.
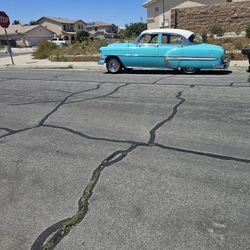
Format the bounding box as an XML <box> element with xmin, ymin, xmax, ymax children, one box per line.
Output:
<box><xmin>105</xmin><ymin>69</ymin><xmax>232</xmax><ymax>75</ymax></box>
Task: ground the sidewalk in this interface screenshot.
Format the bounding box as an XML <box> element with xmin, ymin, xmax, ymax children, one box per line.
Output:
<box><xmin>0</xmin><ymin>53</ymin><xmax>248</xmax><ymax>71</ymax></box>
<box><xmin>0</xmin><ymin>53</ymin><xmax>105</xmax><ymax>70</ymax></box>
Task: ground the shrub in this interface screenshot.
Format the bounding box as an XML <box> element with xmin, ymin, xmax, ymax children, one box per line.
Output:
<box><xmin>246</xmin><ymin>25</ymin><xmax>250</xmax><ymax>38</ymax></box>
<box><xmin>201</xmin><ymin>33</ymin><xmax>208</xmax><ymax>43</ymax></box>
<box><xmin>76</xmin><ymin>30</ymin><xmax>90</xmax><ymax>42</ymax></box>
<box><xmin>210</xmin><ymin>26</ymin><xmax>224</xmax><ymax>37</ymax></box>
<box><xmin>234</xmin><ymin>37</ymin><xmax>249</xmax><ymax>50</ymax></box>
<box><xmin>33</xmin><ymin>41</ymin><xmax>58</xmax><ymax>59</ymax></box>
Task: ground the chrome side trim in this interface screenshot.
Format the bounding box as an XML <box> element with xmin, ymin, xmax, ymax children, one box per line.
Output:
<box><xmin>164</xmin><ymin>57</ymin><xmax>178</xmax><ymax>69</ymax></box>
<box><xmin>164</xmin><ymin>56</ymin><xmax>218</xmax><ymax>69</ymax></box>
<box><xmin>108</xmin><ymin>54</ymin><xmax>218</xmax><ymax>60</ymax></box>
<box><xmin>114</xmin><ymin>54</ymin><xmax>163</xmax><ymax>57</ymax></box>
<box><xmin>165</xmin><ymin>56</ymin><xmax>218</xmax><ymax>61</ymax></box>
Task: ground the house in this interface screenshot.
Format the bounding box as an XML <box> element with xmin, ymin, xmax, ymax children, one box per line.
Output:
<box><xmin>0</xmin><ymin>24</ymin><xmax>54</xmax><ymax>47</ymax></box>
<box><xmin>143</xmin><ymin>0</ymin><xmax>226</xmax><ymax>29</ymax></box>
<box><xmin>36</xmin><ymin>16</ymin><xmax>87</xmax><ymax>42</ymax></box>
<box><xmin>87</xmin><ymin>22</ymin><xmax>119</xmax><ymax>39</ymax></box>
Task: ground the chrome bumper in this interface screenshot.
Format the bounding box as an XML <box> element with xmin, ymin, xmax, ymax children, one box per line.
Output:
<box><xmin>98</xmin><ymin>59</ymin><xmax>105</xmax><ymax>65</ymax></box>
<box><xmin>213</xmin><ymin>58</ymin><xmax>230</xmax><ymax>69</ymax></box>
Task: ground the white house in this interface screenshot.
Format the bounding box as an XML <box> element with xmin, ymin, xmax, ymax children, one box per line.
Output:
<box><xmin>0</xmin><ymin>24</ymin><xmax>54</xmax><ymax>47</ymax></box>
<box><xmin>143</xmin><ymin>0</ymin><xmax>227</xmax><ymax>29</ymax></box>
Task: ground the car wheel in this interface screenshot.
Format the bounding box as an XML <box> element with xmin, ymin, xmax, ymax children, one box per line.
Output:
<box><xmin>106</xmin><ymin>57</ymin><xmax>122</xmax><ymax>74</ymax></box>
<box><xmin>182</xmin><ymin>68</ymin><xmax>199</xmax><ymax>74</ymax></box>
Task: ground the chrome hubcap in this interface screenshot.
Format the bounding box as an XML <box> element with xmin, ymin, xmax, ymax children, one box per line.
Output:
<box><xmin>184</xmin><ymin>68</ymin><xmax>196</xmax><ymax>73</ymax></box>
<box><xmin>108</xmin><ymin>59</ymin><xmax>120</xmax><ymax>73</ymax></box>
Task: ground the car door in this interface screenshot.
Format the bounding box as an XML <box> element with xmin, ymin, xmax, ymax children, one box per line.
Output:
<box><xmin>158</xmin><ymin>34</ymin><xmax>183</xmax><ymax>69</ymax></box>
<box><xmin>179</xmin><ymin>44</ymin><xmax>203</xmax><ymax>69</ymax></box>
<box><xmin>122</xmin><ymin>33</ymin><xmax>160</xmax><ymax>68</ymax></box>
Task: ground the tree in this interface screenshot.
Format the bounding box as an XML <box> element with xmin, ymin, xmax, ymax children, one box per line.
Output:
<box><xmin>12</xmin><ymin>20</ymin><xmax>20</xmax><ymax>25</ymax></box>
<box><xmin>76</xmin><ymin>30</ymin><xmax>89</xmax><ymax>42</ymax></box>
<box><xmin>120</xmin><ymin>22</ymin><xmax>147</xmax><ymax>39</ymax></box>
<box><xmin>29</xmin><ymin>20</ymin><xmax>37</xmax><ymax>25</ymax></box>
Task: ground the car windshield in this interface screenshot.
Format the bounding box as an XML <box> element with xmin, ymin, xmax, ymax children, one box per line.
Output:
<box><xmin>188</xmin><ymin>34</ymin><xmax>202</xmax><ymax>44</ymax></box>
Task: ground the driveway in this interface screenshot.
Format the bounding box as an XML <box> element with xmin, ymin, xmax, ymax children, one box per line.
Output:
<box><xmin>0</xmin><ymin>69</ymin><xmax>249</xmax><ymax>250</ymax></box>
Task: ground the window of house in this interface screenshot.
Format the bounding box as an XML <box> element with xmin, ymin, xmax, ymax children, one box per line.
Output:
<box><xmin>138</xmin><ymin>34</ymin><xmax>158</xmax><ymax>44</ymax></box>
<box><xmin>155</xmin><ymin>7</ymin><xmax>159</xmax><ymax>12</ymax></box>
<box><xmin>95</xmin><ymin>27</ymin><xmax>98</xmax><ymax>31</ymax></box>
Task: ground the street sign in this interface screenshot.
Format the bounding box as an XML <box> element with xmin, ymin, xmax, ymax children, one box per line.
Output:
<box><xmin>0</xmin><ymin>11</ymin><xmax>10</xmax><ymax>28</ymax></box>
<box><xmin>0</xmin><ymin>11</ymin><xmax>14</xmax><ymax>64</ymax></box>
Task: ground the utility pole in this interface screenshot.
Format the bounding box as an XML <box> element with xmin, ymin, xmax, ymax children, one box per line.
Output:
<box><xmin>4</xmin><ymin>28</ymin><xmax>14</xmax><ymax>65</ymax></box>
<box><xmin>162</xmin><ymin>0</ymin><xmax>165</xmax><ymax>26</ymax></box>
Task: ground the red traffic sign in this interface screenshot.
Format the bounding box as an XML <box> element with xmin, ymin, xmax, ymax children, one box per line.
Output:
<box><xmin>0</xmin><ymin>11</ymin><xmax>10</xmax><ymax>28</ymax></box>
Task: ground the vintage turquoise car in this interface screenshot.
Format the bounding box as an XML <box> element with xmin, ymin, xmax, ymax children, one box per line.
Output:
<box><xmin>99</xmin><ymin>28</ymin><xmax>230</xmax><ymax>74</ymax></box>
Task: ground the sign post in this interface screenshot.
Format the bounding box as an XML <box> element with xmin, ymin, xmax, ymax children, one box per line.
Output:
<box><xmin>0</xmin><ymin>11</ymin><xmax>14</xmax><ymax>65</ymax></box>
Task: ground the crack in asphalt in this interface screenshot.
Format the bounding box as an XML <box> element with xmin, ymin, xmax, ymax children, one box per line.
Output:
<box><xmin>0</xmin><ymin>127</ymin><xmax>16</xmax><ymax>133</ymax></box>
<box><xmin>154</xmin><ymin>143</ymin><xmax>250</xmax><ymax>164</ymax></box>
<box><xmin>148</xmin><ymin>91</ymin><xmax>185</xmax><ymax>145</ymax></box>
<box><xmin>1</xmin><ymin>76</ymin><xmax>250</xmax><ymax>249</ymax></box>
<box><xmin>152</xmin><ymin>76</ymin><xmax>174</xmax><ymax>84</ymax></box>
<box><xmin>0</xmin><ymin>83</ymin><xmax>104</xmax><ymax>139</ymax></box>
<box><xmin>0</xmin><ymin>126</ymin><xmax>35</xmax><ymax>139</ymax></box>
<box><xmin>36</xmin><ymin>144</ymin><xmax>139</xmax><ymax>250</ymax></box>
<box><xmin>65</xmin><ymin>83</ymin><xmax>129</xmax><ymax>105</ymax></box>
<box><xmin>31</xmin><ymin>90</ymin><xmax>187</xmax><ymax>250</ymax></box>
<box><xmin>8</xmin><ymin>83</ymin><xmax>129</xmax><ymax>107</ymax></box>
<box><xmin>38</xmin><ymin>83</ymin><xmax>105</xmax><ymax>126</ymax></box>
<box><xmin>2</xmin><ymin>74</ymin><xmax>249</xmax><ymax>88</ymax></box>
<box><xmin>43</xmin><ymin>124</ymin><xmax>144</xmax><ymax>146</ymax></box>
<box><xmin>33</xmin><ymin>88</ymin><xmax>249</xmax><ymax>250</ymax></box>
<box><xmin>0</xmin><ymin>82</ymin><xmax>130</xmax><ymax>140</ymax></box>
<box><xmin>10</xmin><ymin>100</ymin><xmax>60</xmax><ymax>106</ymax></box>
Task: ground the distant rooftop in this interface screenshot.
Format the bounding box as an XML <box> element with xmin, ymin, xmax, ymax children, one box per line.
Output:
<box><xmin>38</xmin><ymin>16</ymin><xmax>85</xmax><ymax>24</ymax></box>
<box><xmin>86</xmin><ymin>21</ymin><xmax>114</xmax><ymax>27</ymax></box>
<box><xmin>143</xmin><ymin>0</ymin><xmax>158</xmax><ymax>7</ymax></box>
<box><xmin>0</xmin><ymin>24</ymin><xmax>47</xmax><ymax>36</ymax></box>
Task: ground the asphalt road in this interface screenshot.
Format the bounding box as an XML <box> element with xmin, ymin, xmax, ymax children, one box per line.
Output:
<box><xmin>0</xmin><ymin>68</ymin><xmax>249</xmax><ymax>250</ymax></box>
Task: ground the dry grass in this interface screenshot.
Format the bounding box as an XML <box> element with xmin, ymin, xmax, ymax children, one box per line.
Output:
<box><xmin>33</xmin><ymin>39</ymin><xmax>121</xmax><ymax>61</ymax></box>
<box><xmin>208</xmin><ymin>37</ymin><xmax>250</xmax><ymax>60</ymax></box>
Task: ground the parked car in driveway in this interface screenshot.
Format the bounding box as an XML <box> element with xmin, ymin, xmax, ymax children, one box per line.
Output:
<box><xmin>99</xmin><ymin>28</ymin><xmax>230</xmax><ymax>74</ymax></box>
<box><xmin>50</xmin><ymin>38</ymin><xmax>68</xmax><ymax>46</ymax></box>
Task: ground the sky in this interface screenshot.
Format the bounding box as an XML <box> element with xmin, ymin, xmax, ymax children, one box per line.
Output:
<box><xmin>1</xmin><ymin>0</ymin><xmax>147</xmax><ymax>27</ymax></box>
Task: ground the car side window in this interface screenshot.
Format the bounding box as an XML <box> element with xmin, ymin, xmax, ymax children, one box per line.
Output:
<box><xmin>161</xmin><ymin>34</ymin><xmax>183</xmax><ymax>45</ymax></box>
<box><xmin>138</xmin><ymin>34</ymin><xmax>158</xmax><ymax>44</ymax></box>
<box><xmin>169</xmin><ymin>35</ymin><xmax>183</xmax><ymax>45</ymax></box>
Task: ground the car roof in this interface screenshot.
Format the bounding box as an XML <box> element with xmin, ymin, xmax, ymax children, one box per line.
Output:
<box><xmin>141</xmin><ymin>29</ymin><xmax>194</xmax><ymax>39</ymax></box>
